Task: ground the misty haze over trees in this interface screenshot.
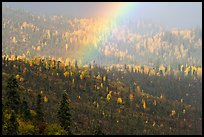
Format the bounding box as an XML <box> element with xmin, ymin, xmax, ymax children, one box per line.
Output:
<box><xmin>2</xmin><ymin>5</ymin><xmax>202</xmax><ymax>67</ymax></box>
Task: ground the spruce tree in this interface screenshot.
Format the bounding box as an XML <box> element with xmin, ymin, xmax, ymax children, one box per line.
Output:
<box><xmin>58</xmin><ymin>92</ymin><xmax>72</xmax><ymax>135</ymax></box>
<box><xmin>5</xmin><ymin>75</ymin><xmax>20</xmax><ymax>114</ymax></box>
<box><xmin>35</xmin><ymin>93</ymin><xmax>46</xmax><ymax>134</ymax></box>
<box><xmin>22</xmin><ymin>98</ymin><xmax>31</xmax><ymax>121</ymax></box>
<box><xmin>75</xmin><ymin>60</ymin><xmax>78</xmax><ymax>70</ymax></box>
<box><xmin>36</xmin><ymin>93</ymin><xmax>44</xmax><ymax>121</ymax></box>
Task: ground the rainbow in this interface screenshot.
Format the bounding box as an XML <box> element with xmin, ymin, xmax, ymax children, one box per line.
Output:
<box><xmin>76</xmin><ymin>2</ymin><xmax>140</xmax><ymax>65</ymax></box>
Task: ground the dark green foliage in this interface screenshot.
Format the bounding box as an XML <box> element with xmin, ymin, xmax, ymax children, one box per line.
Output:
<box><xmin>36</xmin><ymin>94</ymin><xmax>44</xmax><ymax>122</ymax></box>
<box><xmin>58</xmin><ymin>92</ymin><xmax>72</xmax><ymax>135</ymax></box>
<box><xmin>75</xmin><ymin>60</ymin><xmax>78</xmax><ymax>70</ymax></box>
<box><xmin>6</xmin><ymin>111</ymin><xmax>19</xmax><ymax>135</ymax></box>
<box><xmin>5</xmin><ymin>75</ymin><xmax>20</xmax><ymax>114</ymax></box>
<box><xmin>22</xmin><ymin>98</ymin><xmax>31</xmax><ymax>121</ymax></box>
<box><xmin>57</xmin><ymin>61</ymin><xmax>60</xmax><ymax>69</ymax></box>
<box><xmin>2</xmin><ymin>57</ymin><xmax>202</xmax><ymax>135</ymax></box>
<box><xmin>34</xmin><ymin>94</ymin><xmax>46</xmax><ymax>134</ymax></box>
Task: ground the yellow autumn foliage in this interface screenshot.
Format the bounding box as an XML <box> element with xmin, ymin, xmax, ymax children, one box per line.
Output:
<box><xmin>80</xmin><ymin>74</ymin><xmax>83</xmax><ymax>80</ymax></box>
<box><xmin>136</xmin><ymin>86</ymin><xmax>141</xmax><ymax>97</ymax></box>
<box><xmin>152</xmin><ymin>121</ymin><xmax>156</xmax><ymax>127</ymax></box>
<box><xmin>143</xmin><ymin>65</ymin><xmax>149</xmax><ymax>74</ymax></box>
<box><xmin>26</xmin><ymin>50</ymin><xmax>30</xmax><ymax>56</ymax></box>
<box><xmin>36</xmin><ymin>46</ymin><xmax>41</xmax><ymax>51</ymax></box>
<box><xmin>154</xmin><ymin>100</ymin><xmax>157</xmax><ymax>106</ymax></box>
<box><xmin>29</xmin><ymin>60</ymin><xmax>33</xmax><ymax>67</ymax></box>
<box><xmin>142</xmin><ymin>99</ymin><xmax>146</xmax><ymax>109</ymax></box>
<box><xmin>184</xmin><ymin>67</ymin><xmax>190</xmax><ymax>76</ymax></box>
<box><xmin>30</xmin><ymin>110</ymin><xmax>37</xmax><ymax>117</ymax></box>
<box><xmin>96</xmin><ymin>74</ymin><xmax>100</xmax><ymax>80</ymax></box>
<box><xmin>18</xmin><ymin>119</ymin><xmax>38</xmax><ymax>135</ymax></box>
<box><xmin>117</xmin><ymin>97</ymin><xmax>123</xmax><ymax>104</ymax></box>
<box><xmin>106</xmin><ymin>93</ymin><xmax>111</xmax><ymax>102</ymax></box>
<box><xmin>16</xmin><ymin>74</ymin><xmax>20</xmax><ymax>79</ymax></box>
<box><xmin>65</xmin><ymin>44</ymin><xmax>68</xmax><ymax>51</ymax></box>
<box><xmin>141</xmin><ymin>90</ymin><xmax>145</xmax><ymax>97</ymax></box>
<box><xmin>129</xmin><ymin>93</ymin><xmax>134</xmax><ymax>101</ymax></box>
<box><xmin>64</xmin><ymin>71</ymin><xmax>69</xmax><ymax>77</ymax></box>
<box><xmin>160</xmin><ymin>94</ymin><xmax>163</xmax><ymax>99</ymax></box>
<box><xmin>70</xmin><ymin>71</ymin><xmax>73</xmax><ymax>76</ymax></box>
<box><xmin>103</xmin><ymin>76</ymin><xmax>106</xmax><ymax>82</ymax></box>
<box><xmin>20</xmin><ymin>77</ymin><xmax>24</xmax><ymax>82</ymax></box>
<box><xmin>159</xmin><ymin>64</ymin><xmax>165</xmax><ymax>72</ymax></box>
<box><xmin>149</xmin><ymin>69</ymin><xmax>155</xmax><ymax>76</ymax></box>
<box><xmin>197</xmin><ymin>67</ymin><xmax>202</xmax><ymax>77</ymax></box>
<box><xmin>44</xmin><ymin>96</ymin><xmax>48</xmax><ymax>103</ymax></box>
<box><xmin>171</xmin><ymin>110</ymin><xmax>176</xmax><ymax>116</ymax></box>
<box><xmin>23</xmin><ymin>68</ymin><xmax>27</xmax><ymax>73</ymax></box>
<box><xmin>70</xmin><ymin>37</ymin><xmax>72</xmax><ymax>44</ymax></box>
<box><xmin>44</xmin><ymin>124</ymin><xmax>66</xmax><ymax>135</ymax></box>
<box><xmin>97</xmin><ymin>86</ymin><xmax>100</xmax><ymax>90</ymax></box>
<box><xmin>96</xmin><ymin>103</ymin><xmax>99</xmax><ymax>108</ymax></box>
<box><xmin>3</xmin><ymin>112</ymin><xmax>11</xmax><ymax>120</ymax></box>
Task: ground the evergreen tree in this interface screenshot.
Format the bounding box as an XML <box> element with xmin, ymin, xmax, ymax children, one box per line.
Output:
<box><xmin>5</xmin><ymin>75</ymin><xmax>20</xmax><ymax>114</ymax></box>
<box><xmin>36</xmin><ymin>94</ymin><xmax>44</xmax><ymax>121</ymax></box>
<box><xmin>126</xmin><ymin>87</ymin><xmax>131</xmax><ymax>108</ymax></box>
<box><xmin>124</xmin><ymin>64</ymin><xmax>127</xmax><ymax>70</ymax></box>
<box><xmin>6</xmin><ymin>111</ymin><xmax>19</xmax><ymax>135</ymax></box>
<box><xmin>89</xmin><ymin>63</ymin><xmax>92</xmax><ymax>76</ymax></box>
<box><xmin>149</xmin><ymin>101</ymin><xmax>154</xmax><ymax>115</ymax></box>
<box><xmin>22</xmin><ymin>98</ymin><xmax>31</xmax><ymax>121</ymax></box>
<box><xmin>75</xmin><ymin>72</ymin><xmax>80</xmax><ymax>90</ymax></box>
<box><xmin>105</xmin><ymin>74</ymin><xmax>108</xmax><ymax>87</ymax></box>
<box><xmin>57</xmin><ymin>61</ymin><xmax>60</xmax><ymax>70</ymax></box>
<box><xmin>35</xmin><ymin>93</ymin><xmax>46</xmax><ymax>134</ymax></box>
<box><xmin>75</xmin><ymin>60</ymin><xmax>78</xmax><ymax>70</ymax></box>
<box><xmin>58</xmin><ymin>92</ymin><xmax>72</xmax><ymax>135</ymax></box>
<box><xmin>101</xmin><ymin>74</ymin><xmax>104</xmax><ymax>83</ymax></box>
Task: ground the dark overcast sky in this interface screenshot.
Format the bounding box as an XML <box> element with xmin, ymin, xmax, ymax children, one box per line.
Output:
<box><xmin>3</xmin><ymin>2</ymin><xmax>202</xmax><ymax>29</ymax></box>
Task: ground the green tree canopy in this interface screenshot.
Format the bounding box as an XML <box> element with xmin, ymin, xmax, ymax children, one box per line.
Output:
<box><xmin>57</xmin><ymin>92</ymin><xmax>72</xmax><ymax>135</ymax></box>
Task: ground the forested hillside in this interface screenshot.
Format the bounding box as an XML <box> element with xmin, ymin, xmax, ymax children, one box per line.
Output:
<box><xmin>2</xmin><ymin>4</ymin><xmax>202</xmax><ymax>135</ymax></box>
<box><xmin>2</xmin><ymin>6</ymin><xmax>202</xmax><ymax>66</ymax></box>
<box><xmin>2</xmin><ymin>56</ymin><xmax>202</xmax><ymax>135</ymax></box>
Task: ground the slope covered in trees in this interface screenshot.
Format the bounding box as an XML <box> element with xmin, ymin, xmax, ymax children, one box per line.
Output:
<box><xmin>2</xmin><ymin>4</ymin><xmax>202</xmax><ymax>135</ymax></box>
<box><xmin>2</xmin><ymin>6</ymin><xmax>202</xmax><ymax>67</ymax></box>
<box><xmin>2</xmin><ymin>56</ymin><xmax>202</xmax><ymax>135</ymax></box>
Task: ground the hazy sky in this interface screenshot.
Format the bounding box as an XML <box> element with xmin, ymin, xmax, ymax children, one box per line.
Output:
<box><xmin>3</xmin><ymin>2</ymin><xmax>202</xmax><ymax>28</ymax></box>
